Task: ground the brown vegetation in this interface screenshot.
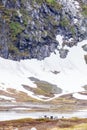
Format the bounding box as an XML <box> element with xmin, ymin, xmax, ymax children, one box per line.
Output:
<box><xmin>0</xmin><ymin>118</ymin><xmax>87</xmax><ymax>130</ymax></box>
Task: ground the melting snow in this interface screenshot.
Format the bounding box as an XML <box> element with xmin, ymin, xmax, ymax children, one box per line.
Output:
<box><xmin>0</xmin><ymin>38</ymin><xmax>87</xmax><ymax>100</ymax></box>
<box><xmin>73</xmin><ymin>93</ymin><xmax>87</xmax><ymax>100</ymax></box>
<box><xmin>11</xmin><ymin>107</ymin><xmax>31</xmax><ymax>110</ymax></box>
<box><xmin>0</xmin><ymin>95</ymin><xmax>15</xmax><ymax>100</ymax></box>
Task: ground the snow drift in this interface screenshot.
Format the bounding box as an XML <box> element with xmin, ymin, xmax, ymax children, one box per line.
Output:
<box><xmin>0</xmin><ymin>38</ymin><xmax>87</xmax><ymax>101</ymax></box>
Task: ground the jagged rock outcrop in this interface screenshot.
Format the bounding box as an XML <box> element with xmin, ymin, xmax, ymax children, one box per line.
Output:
<box><xmin>0</xmin><ymin>0</ymin><xmax>87</xmax><ymax>60</ymax></box>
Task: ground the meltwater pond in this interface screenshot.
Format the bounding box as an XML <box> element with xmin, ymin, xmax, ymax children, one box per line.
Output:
<box><xmin>0</xmin><ymin>110</ymin><xmax>87</xmax><ymax>121</ymax></box>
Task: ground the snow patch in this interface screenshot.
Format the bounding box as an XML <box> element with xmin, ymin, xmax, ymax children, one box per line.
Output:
<box><xmin>0</xmin><ymin>39</ymin><xmax>87</xmax><ymax>101</ymax></box>
<box><xmin>31</xmin><ymin>127</ymin><xmax>37</xmax><ymax>130</ymax></box>
<box><xmin>0</xmin><ymin>95</ymin><xmax>15</xmax><ymax>100</ymax></box>
<box><xmin>56</xmin><ymin>35</ymin><xmax>63</xmax><ymax>48</ymax></box>
<box><xmin>73</xmin><ymin>93</ymin><xmax>87</xmax><ymax>100</ymax></box>
<box><xmin>11</xmin><ymin>107</ymin><xmax>31</xmax><ymax>110</ymax></box>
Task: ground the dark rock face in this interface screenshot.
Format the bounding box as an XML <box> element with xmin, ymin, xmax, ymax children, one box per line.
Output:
<box><xmin>59</xmin><ymin>48</ymin><xmax>69</xmax><ymax>58</ymax></box>
<box><xmin>84</xmin><ymin>55</ymin><xmax>87</xmax><ymax>64</ymax></box>
<box><xmin>82</xmin><ymin>44</ymin><xmax>87</xmax><ymax>52</ymax></box>
<box><xmin>29</xmin><ymin>43</ymin><xmax>58</xmax><ymax>60</ymax></box>
<box><xmin>0</xmin><ymin>0</ymin><xmax>87</xmax><ymax>60</ymax></box>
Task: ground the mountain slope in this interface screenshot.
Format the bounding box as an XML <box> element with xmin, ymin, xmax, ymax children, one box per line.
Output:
<box><xmin>0</xmin><ymin>0</ymin><xmax>87</xmax><ymax>60</ymax></box>
<box><xmin>0</xmin><ymin>0</ymin><xmax>87</xmax><ymax>105</ymax></box>
<box><xmin>0</xmin><ymin>38</ymin><xmax>87</xmax><ymax>102</ymax></box>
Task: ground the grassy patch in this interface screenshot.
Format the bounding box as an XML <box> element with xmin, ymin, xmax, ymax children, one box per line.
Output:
<box><xmin>81</xmin><ymin>4</ymin><xmax>87</xmax><ymax>17</ymax></box>
<box><xmin>46</xmin><ymin>0</ymin><xmax>62</xmax><ymax>9</ymax></box>
<box><xmin>60</xmin><ymin>17</ymin><xmax>69</xmax><ymax>27</ymax></box>
<box><xmin>0</xmin><ymin>118</ymin><xmax>87</xmax><ymax>130</ymax></box>
<box><xmin>9</xmin><ymin>22</ymin><xmax>24</xmax><ymax>39</ymax></box>
<box><xmin>56</xmin><ymin>123</ymin><xmax>87</xmax><ymax>130</ymax></box>
<box><xmin>6</xmin><ymin>88</ymin><xmax>39</xmax><ymax>102</ymax></box>
<box><xmin>8</xmin><ymin>43</ymin><xmax>19</xmax><ymax>54</ymax></box>
<box><xmin>27</xmin><ymin>77</ymin><xmax>62</xmax><ymax>97</ymax></box>
<box><xmin>70</xmin><ymin>26</ymin><xmax>75</xmax><ymax>36</ymax></box>
<box><xmin>34</xmin><ymin>0</ymin><xmax>62</xmax><ymax>10</ymax></box>
<box><xmin>46</xmin><ymin>0</ymin><xmax>55</xmax><ymax>3</ymax></box>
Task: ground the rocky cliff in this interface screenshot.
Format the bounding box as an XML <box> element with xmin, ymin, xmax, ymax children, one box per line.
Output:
<box><xmin>0</xmin><ymin>0</ymin><xmax>87</xmax><ymax>60</ymax></box>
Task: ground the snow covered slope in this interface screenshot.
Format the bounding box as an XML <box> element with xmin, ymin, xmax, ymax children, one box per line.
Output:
<box><xmin>0</xmin><ymin>38</ymin><xmax>87</xmax><ymax>101</ymax></box>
